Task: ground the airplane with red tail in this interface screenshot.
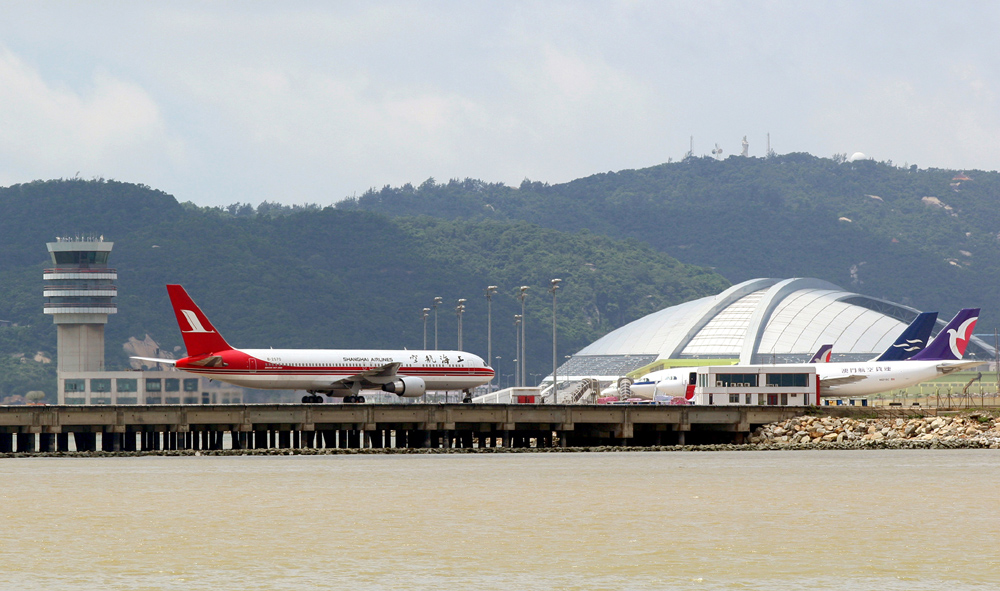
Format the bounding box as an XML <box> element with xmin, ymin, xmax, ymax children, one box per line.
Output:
<box><xmin>132</xmin><ymin>285</ymin><xmax>494</xmax><ymax>403</ymax></box>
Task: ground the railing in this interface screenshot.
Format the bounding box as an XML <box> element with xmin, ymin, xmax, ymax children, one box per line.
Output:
<box><xmin>44</xmin><ymin>268</ymin><xmax>117</xmax><ymax>273</ymax></box>
<box><xmin>44</xmin><ymin>285</ymin><xmax>117</xmax><ymax>290</ymax></box>
<box><xmin>43</xmin><ymin>303</ymin><xmax>117</xmax><ymax>309</ymax></box>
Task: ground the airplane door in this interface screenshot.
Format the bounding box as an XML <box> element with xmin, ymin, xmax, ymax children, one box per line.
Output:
<box><xmin>249</xmin><ymin>358</ymin><xmax>257</xmax><ymax>373</ymax></box>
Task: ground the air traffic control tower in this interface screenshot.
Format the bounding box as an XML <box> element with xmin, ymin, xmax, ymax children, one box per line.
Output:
<box><xmin>43</xmin><ymin>237</ymin><xmax>117</xmax><ymax>373</ymax></box>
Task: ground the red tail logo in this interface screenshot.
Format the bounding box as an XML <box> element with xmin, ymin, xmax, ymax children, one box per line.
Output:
<box><xmin>166</xmin><ymin>285</ymin><xmax>233</xmax><ymax>357</ymax></box>
<box><xmin>948</xmin><ymin>317</ymin><xmax>977</xmax><ymax>359</ymax></box>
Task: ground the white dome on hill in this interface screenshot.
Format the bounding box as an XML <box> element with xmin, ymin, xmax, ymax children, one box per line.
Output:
<box><xmin>848</xmin><ymin>152</ymin><xmax>867</xmax><ymax>162</ymax></box>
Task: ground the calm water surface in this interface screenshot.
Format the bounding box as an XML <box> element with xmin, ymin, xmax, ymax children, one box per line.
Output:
<box><xmin>0</xmin><ymin>450</ymin><xmax>997</xmax><ymax>590</ymax></box>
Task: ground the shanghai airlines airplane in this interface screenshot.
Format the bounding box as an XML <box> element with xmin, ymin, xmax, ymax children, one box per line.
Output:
<box><xmin>632</xmin><ymin>309</ymin><xmax>977</xmax><ymax>401</ymax></box>
<box><xmin>132</xmin><ymin>285</ymin><xmax>494</xmax><ymax>403</ymax></box>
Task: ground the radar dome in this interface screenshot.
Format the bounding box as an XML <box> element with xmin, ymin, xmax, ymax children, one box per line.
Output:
<box><xmin>849</xmin><ymin>152</ymin><xmax>867</xmax><ymax>162</ymax></box>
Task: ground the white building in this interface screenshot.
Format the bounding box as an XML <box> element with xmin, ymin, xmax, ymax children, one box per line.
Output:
<box><xmin>58</xmin><ymin>370</ymin><xmax>243</xmax><ymax>405</ymax></box>
<box><xmin>688</xmin><ymin>365</ymin><xmax>815</xmax><ymax>407</ymax></box>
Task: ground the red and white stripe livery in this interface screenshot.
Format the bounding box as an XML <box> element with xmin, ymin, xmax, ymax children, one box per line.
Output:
<box><xmin>133</xmin><ymin>285</ymin><xmax>494</xmax><ymax>402</ymax></box>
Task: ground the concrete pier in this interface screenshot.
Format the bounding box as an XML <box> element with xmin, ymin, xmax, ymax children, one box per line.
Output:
<box><xmin>0</xmin><ymin>403</ymin><xmax>808</xmax><ymax>453</ymax></box>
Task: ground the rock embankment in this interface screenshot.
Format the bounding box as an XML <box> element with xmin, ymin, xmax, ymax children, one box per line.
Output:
<box><xmin>751</xmin><ymin>413</ymin><xmax>1000</xmax><ymax>449</ymax></box>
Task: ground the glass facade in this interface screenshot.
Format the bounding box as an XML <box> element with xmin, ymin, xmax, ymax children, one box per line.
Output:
<box><xmin>52</xmin><ymin>251</ymin><xmax>109</xmax><ymax>266</ymax></box>
<box><xmin>164</xmin><ymin>378</ymin><xmax>180</xmax><ymax>392</ymax></box>
<box><xmin>145</xmin><ymin>378</ymin><xmax>162</xmax><ymax>392</ymax></box>
<box><xmin>714</xmin><ymin>373</ymin><xmax>759</xmax><ymax>387</ymax></box>
<box><xmin>183</xmin><ymin>379</ymin><xmax>199</xmax><ymax>392</ymax></box>
<box><xmin>90</xmin><ymin>378</ymin><xmax>111</xmax><ymax>392</ymax></box>
<box><xmin>116</xmin><ymin>378</ymin><xmax>137</xmax><ymax>392</ymax></box>
<box><xmin>64</xmin><ymin>379</ymin><xmax>85</xmax><ymax>392</ymax></box>
<box><xmin>766</xmin><ymin>373</ymin><xmax>809</xmax><ymax>387</ymax></box>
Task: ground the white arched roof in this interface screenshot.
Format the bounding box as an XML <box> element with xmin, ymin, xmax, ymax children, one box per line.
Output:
<box><xmin>575</xmin><ymin>278</ymin><xmax>923</xmax><ymax>363</ymax></box>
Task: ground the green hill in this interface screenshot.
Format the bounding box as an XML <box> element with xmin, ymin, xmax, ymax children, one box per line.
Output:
<box><xmin>338</xmin><ymin>154</ymin><xmax>1000</xmax><ymax>327</ymax></box>
<box><xmin>0</xmin><ymin>179</ymin><xmax>728</xmax><ymax>400</ymax></box>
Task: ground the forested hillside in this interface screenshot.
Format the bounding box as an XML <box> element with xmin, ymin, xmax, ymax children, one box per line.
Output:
<box><xmin>0</xmin><ymin>180</ymin><xmax>728</xmax><ymax>400</ymax></box>
<box><xmin>339</xmin><ymin>154</ymin><xmax>1000</xmax><ymax>326</ymax></box>
<box><xmin>6</xmin><ymin>153</ymin><xmax>1000</xmax><ymax>401</ymax></box>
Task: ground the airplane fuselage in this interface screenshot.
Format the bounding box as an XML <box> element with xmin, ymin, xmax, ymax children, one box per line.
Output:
<box><xmin>642</xmin><ymin>360</ymin><xmax>977</xmax><ymax>399</ymax></box>
<box><xmin>176</xmin><ymin>348</ymin><xmax>493</xmax><ymax>392</ymax></box>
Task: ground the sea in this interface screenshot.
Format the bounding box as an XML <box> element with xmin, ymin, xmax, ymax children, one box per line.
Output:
<box><xmin>0</xmin><ymin>449</ymin><xmax>997</xmax><ymax>590</ymax></box>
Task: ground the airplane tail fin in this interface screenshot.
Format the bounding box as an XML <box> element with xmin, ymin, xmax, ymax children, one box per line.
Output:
<box><xmin>874</xmin><ymin>311</ymin><xmax>938</xmax><ymax>362</ymax></box>
<box><xmin>166</xmin><ymin>284</ymin><xmax>233</xmax><ymax>357</ymax></box>
<box><xmin>808</xmin><ymin>344</ymin><xmax>833</xmax><ymax>363</ymax></box>
<box><xmin>910</xmin><ymin>308</ymin><xmax>979</xmax><ymax>361</ymax></box>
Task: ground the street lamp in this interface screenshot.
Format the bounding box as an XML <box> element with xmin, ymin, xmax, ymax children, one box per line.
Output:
<box><xmin>494</xmin><ymin>355</ymin><xmax>502</xmax><ymax>390</ymax></box>
<box><xmin>549</xmin><ymin>278</ymin><xmax>562</xmax><ymax>403</ymax></box>
<box><xmin>432</xmin><ymin>296</ymin><xmax>442</xmax><ymax>350</ymax></box>
<box><xmin>421</xmin><ymin>308</ymin><xmax>430</xmax><ymax>349</ymax></box>
<box><xmin>486</xmin><ymin>286</ymin><xmax>498</xmax><ymax>387</ymax></box>
<box><xmin>514</xmin><ymin>313</ymin><xmax>522</xmax><ymax>388</ymax></box>
<box><xmin>456</xmin><ymin>299</ymin><xmax>466</xmax><ymax>349</ymax></box>
<box><xmin>518</xmin><ymin>286</ymin><xmax>529</xmax><ymax>387</ymax></box>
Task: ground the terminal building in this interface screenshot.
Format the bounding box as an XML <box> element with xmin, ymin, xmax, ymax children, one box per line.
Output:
<box><xmin>45</xmin><ymin>237</ymin><xmax>242</xmax><ymax>404</ymax></box>
<box><xmin>554</xmin><ymin>277</ymin><xmax>994</xmax><ymax>385</ymax></box>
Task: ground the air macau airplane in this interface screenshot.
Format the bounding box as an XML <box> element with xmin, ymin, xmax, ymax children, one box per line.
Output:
<box><xmin>631</xmin><ymin>308</ymin><xmax>981</xmax><ymax>401</ymax></box>
<box><xmin>133</xmin><ymin>285</ymin><xmax>495</xmax><ymax>403</ymax></box>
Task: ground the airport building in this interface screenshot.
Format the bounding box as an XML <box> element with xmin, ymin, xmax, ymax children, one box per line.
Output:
<box><xmin>45</xmin><ymin>237</ymin><xmax>242</xmax><ymax>404</ymax></box>
<box><xmin>555</xmin><ymin>277</ymin><xmax>994</xmax><ymax>383</ymax></box>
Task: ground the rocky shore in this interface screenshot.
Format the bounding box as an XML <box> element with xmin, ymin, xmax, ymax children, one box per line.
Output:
<box><xmin>750</xmin><ymin>412</ymin><xmax>1000</xmax><ymax>449</ymax></box>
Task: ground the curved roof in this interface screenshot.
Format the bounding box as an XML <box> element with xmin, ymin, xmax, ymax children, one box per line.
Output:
<box><xmin>575</xmin><ymin>277</ymin><xmax>990</xmax><ymax>365</ymax></box>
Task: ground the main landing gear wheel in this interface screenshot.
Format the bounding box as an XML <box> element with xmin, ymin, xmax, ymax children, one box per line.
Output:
<box><xmin>343</xmin><ymin>395</ymin><xmax>365</xmax><ymax>403</ymax></box>
<box><xmin>462</xmin><ymin>390</ymin><xmax>472</xmax><ymax>403</ymax></box>
<box><xmin>301</xmin><ymin>394</ymin><xmax>324</xmax><ymax>403</ymax></box>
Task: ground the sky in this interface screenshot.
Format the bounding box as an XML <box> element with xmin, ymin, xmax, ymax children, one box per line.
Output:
<box><xmin>0</xmin><ymin>1</ymin><xmax>998</xmax><ymax>207</ymax></box>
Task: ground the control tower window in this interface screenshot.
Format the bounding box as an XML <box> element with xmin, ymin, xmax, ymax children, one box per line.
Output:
<box><xmin>51</xmin><ymin>251</ymin><xmax>109</xmax><ymax>266</ymax></box>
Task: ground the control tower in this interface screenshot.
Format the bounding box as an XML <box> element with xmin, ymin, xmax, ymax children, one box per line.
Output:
<box><xmin>43</xmin><ymin>237</ymin><xmax>117</xmax><ymax>372</ymax></box>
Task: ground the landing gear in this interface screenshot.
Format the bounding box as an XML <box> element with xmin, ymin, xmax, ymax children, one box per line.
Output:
<box><xmin>462</xmin><ymin>390</ymin><xmax>472</xmax><ymax>404</ymax></box>
<box><xmin>301</xmin><ymin>394</ymin><xmax>325</xmax><ymax>403</ymax></box>
<box><xmin>342</xmin><ymin>395</ymin><xmax>366</xmax><ymax>404</ymax></box>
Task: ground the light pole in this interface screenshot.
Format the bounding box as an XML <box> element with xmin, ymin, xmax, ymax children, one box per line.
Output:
<box><xmin>494</xmin><ymin>355</ymin><xmax>501</xmax><ymax>391</ymax></box>
<box><xmin>514</xmin><ymin>314</ymin><xmax>521</xmax><ymax>389</ymax></box>
<box><xmin>518</xmin><ymin>286</ymin><xmax>529</xmax><ymax>387</ymax></box>
<box><xmin>432</xmin><ymin>296</ymin><xmax>442</xmax><ymax>350</ymax></box>
<box><xmin>549</xmin><ymin>278</ymin><xmax>562</xmax><ymax>403</ymax></box>
<box><xmin>486</xmin><ymin>285</ymin><xmax>497</xmax><ymax>386</ymax></box>
<box><xmin>456</xmin><ymin>299</ymin><xmax>466</xmax><ymax>349</ymax></box>
<box><xmin>421</xmin><ymin>308</ymin><xmax>430</xmax><ymax>349</ymax></box>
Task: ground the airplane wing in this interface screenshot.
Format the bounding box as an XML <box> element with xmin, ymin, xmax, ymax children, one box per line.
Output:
<box><xmin>819</xmin><ymin>374</ymin><xmax>868</xmax><ymax>388</ymax></box>
<box><xmin>937</xmin><ymin>361</ymin><xmax>985</xmax><ymax>375</ymax></box>
<box><xmin>333</xmin><ymin>362</ymin><xmax>403</xmax><ymax>388</ymax></box>
<box><xmin>130</xmin><ymin>356</ymin><xmax>177</xmax><ymax>365</ymax></box>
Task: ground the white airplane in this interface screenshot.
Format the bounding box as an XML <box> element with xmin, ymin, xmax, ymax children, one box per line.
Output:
<box><xmin>633</xmin><ymin>308</ymin><xmax>981</xmax><ymax>401</ymax></box>
<box><xmin>132</xmin><ymin>285</ymin><xmax>495</xmax><ymax>403</ymax></box>
<box><xmin>619</xmin><ymin>342</ymin><xmax>836</xmax><ymax>400</ymax></box>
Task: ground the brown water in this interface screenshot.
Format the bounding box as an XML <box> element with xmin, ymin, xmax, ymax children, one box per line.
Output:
<box><xmin>0</xmin><ymin>450</ymin><xmax>997</xmax><ymax>590</ymax></box>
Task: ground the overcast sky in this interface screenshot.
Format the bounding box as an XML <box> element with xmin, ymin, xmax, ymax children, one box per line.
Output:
<box><xmin>1</xmin><ymin>1</ymin><xmax>997</xmax><ymax>206</ymax></box>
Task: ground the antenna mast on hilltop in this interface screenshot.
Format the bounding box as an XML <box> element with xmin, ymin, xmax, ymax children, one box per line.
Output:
<box><xmin>684</xmin><ymin>136</ymin><xmax>694</xmax><ymax>159</ymax></box>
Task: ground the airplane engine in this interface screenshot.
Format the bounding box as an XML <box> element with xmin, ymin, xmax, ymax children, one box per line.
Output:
<box><xmin>382</xmin><ymin>376</ymin><xmax>426</xmax><ymax>397</ymax></box>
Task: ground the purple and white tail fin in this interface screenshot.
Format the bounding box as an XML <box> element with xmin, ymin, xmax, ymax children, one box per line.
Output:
<box><xmin>808</xmin><ymin>344</ymin><xmax>833</xmax><ymax>363</ymax></box>
<box><xmin>910</xmin><ymin>308</ymin><xmax>979</xmax><ymax>361</ymax></box>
